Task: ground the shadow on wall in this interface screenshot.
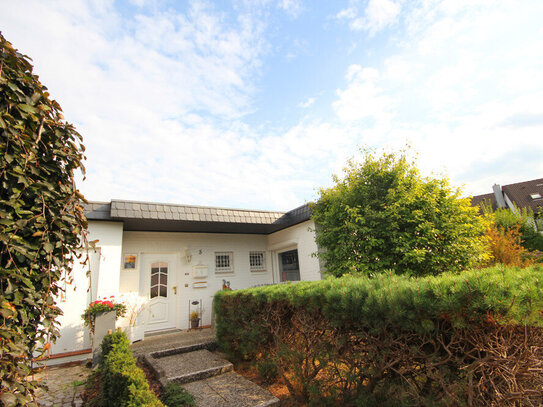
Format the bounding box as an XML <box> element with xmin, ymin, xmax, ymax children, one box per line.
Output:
<box><xmin>50</xmin><ymin>321</ymin><xmax>91</xmax><ymax>355</ymax></box>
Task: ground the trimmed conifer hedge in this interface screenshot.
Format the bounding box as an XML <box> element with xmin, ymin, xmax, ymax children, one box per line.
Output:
<box><xmin>214</xmin><ymin>266</ymin><xmax>543</xmax><ymax>405</ymax></box>
<box><xmin>99</xmin><ymin>332</ymin><xmax>164</xmax><ymax>407</ymax></box>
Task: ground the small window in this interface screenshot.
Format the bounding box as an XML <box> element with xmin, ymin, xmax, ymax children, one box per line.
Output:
<box><xmin>249</xmin><ymin>251</ymin><xmax>266</xmax><ymax>272</ymax></box>
<box><xmin>215</xmin><ymin>252</ymin><xmax>233</xmax><ymax>273</ymax></box>
<box><xmin>530</xmin><ymin>193</ymin><xmax>542</xmax><ymax>200</ymax></box>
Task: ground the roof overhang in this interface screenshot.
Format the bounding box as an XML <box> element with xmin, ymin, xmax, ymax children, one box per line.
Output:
<box><xmin>84</xmin><ymin>200</ymin><xmax>312</xmax><ymax>234</ymax></box>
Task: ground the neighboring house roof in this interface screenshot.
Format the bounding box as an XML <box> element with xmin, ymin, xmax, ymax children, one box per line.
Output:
<box><xmin>84</xmin><ymin>199</ymin><xmax>313</xmax><ymax>234</ymax></box>
<box><xmin>502</xmin><ymin>179</ymin><xmax>543</xmax><ymax>213</ymax></box>
<box><xmin>471</xmin><ymin>178</ymin><xmax>543</xmax><ymax>214</ymax></box>
<box><xmin>470</xmin><ymin>193</ymin><xmax>496</xmax><ymax>209</ymax></box>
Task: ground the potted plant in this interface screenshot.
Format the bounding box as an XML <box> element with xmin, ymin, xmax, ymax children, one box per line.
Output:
<box><xmin>190</xmin><ymin>310</ymin><xmax>200</xmax><ymax>329</ymax></box>
<box><xmin>82</xmin><ymin>297</ymin><xmax>127</xmax><ymax>335</ymax></box>
<box><xmin>118</xmin><ymin>293</ymin><xmax>148</xmax><ymax>343</ymax></box>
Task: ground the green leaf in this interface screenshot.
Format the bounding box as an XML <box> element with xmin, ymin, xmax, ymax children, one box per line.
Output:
<box><xmin>17</xmin><ymin>103</ymin><xmax>37</xmax><ymax>113</ymax></box>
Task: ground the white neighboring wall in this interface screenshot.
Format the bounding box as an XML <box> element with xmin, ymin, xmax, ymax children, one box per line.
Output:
<box><xmin>49</xmin><ymin>221</ymin><xmax>123</xmax><ymax>365</ymax></box>
<box><xmin>268</xmin><ymin>220</ymin><xmax>322</xmax><ymax>282</ymax></box>
<box><xmin>92</xmin><ymin>222</ymin><xmax>124</xmax><ymax>299</ymax></box>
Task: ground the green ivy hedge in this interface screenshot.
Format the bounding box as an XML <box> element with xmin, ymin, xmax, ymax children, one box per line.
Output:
<box><xmin>99</xmin><ymin>332</ymin><xmax>164</xmax><ymax>407</ymax></box>
<box><xmin>214</xmin><ymin>266</ymin><xmax>543</xmax><ymax>405</ymax></box>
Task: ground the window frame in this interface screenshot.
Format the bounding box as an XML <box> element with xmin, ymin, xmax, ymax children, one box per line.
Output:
<box><xmin>249</xmin><ymin>251</ymin><xmax>266</xmax><ymax>272</ymax></box>
<box><xmin>215</xmin><ymin>251</ymin><xmax>234</xmax><ymax>273</ymax></box>
<box><xmin>150</xmin><ymin>261</ymin><xmax>168</xmax><ymax>299</ymax></box>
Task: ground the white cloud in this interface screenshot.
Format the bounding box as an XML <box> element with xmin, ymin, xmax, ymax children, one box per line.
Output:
<box><xmin>329</xmin><ymin>0</ymin><xmax>543</xmax><ymax>195</ymax></box>
<box><xmin>298</xmin><ymin>97</ymin><xmax>315</xmax><ymax>108</ymax></box>
<box><xmin>2</xmin><ymin>0</ymin><xmax>543</xmax><ymax>212</ymax></box>
<box><xmin>0</xmin><ymin>1</ymin><xmax>290</xmax><ymax>207</ymax></box>
<box><xmin>333</xmin><ymin>66</ymin><xmax>393</xmax><ymax>123</ymax></box>
<box><xmin>337</xmin><ymin>0</ymin><xmax>401</xmax><ymax>35</ymax></box>
<box><xmin>278</xmin><ymin>0</ymin><xmax>303</xmax><ymax>18</ymax></box>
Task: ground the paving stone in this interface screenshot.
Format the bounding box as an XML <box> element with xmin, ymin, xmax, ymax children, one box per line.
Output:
<box><xmin>146</xmin><ymin>349</ymin><xmax>232</xmax><ymax>386</ymax></box>
<box><xmin>131</xmin><ymin>328</ymin><xmax>216</xmax><ymax>357</ymax></box>
<box><xmin>35</xmin><ymin>364</ymin><xmax>91</xmax><ymax>407</ymax></box>
<box><xmin>181</xmin><ymin>372</ymin><xmax>279</xmax><ymax>407</ymax></box>
<box><xmin>133</xmin><ymin>328</ymin><xmax>278</xmax><ymax>407</ymax></box>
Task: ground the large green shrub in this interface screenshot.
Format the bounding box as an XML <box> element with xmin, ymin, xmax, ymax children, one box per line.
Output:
<box><xmin>215</xmin><ymin>266</ymin><xmax>543</xmax><ymax>405</ymax></box>
<box><xmin>99</xmin><ymin>332</ymin><xmax>164</xmax><ymax>407</ymax></box>
<box><xmin>0</xmin><ymin>34</ymin><xmax>87</xmax><ymax>405</ymax></box>
<box><xmin>312</xmin><ymin>148</ymin><xmax>489</xmax><ymax>277</ymax></box>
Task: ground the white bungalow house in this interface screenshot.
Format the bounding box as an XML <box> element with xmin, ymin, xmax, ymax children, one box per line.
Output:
<box><xmin>49</xmin><ymin>199</ymin><xmax>322</xmax><ymax>365</ymax></box>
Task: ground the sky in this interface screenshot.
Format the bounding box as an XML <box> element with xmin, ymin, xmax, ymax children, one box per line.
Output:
<box><xmin>1</xmin><ymin>0</ymin><xmax>543</xmax><ymax>211</ymax></box>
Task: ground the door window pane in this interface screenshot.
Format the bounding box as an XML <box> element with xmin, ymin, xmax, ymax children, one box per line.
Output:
<box><xmin>160</xmin><ymin>273</ymin><xmax>167</xmax><ymax>285</ymax></box>
<box><xmin>150</xmin><ymin>286</ymin><xmax>159</xmax><ymax>298</ymax></box>
<box><xmin>150</xmin><ymin>262</ymin><xmax>168</xmax><ymax>298</ymax></box>
<box><xmin>279</xmin><ymin>249</ymin><xmax>300</xmax><ymax>282</ymax></box>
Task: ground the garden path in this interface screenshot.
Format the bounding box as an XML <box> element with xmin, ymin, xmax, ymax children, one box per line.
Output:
<box><xmin>135</xmin><ymin>328</ymin><xmax>279</xmax><ymax>407</ymax></box>
<box><xmin>35</xmin><ymin>363</ymin><xmax>91</xmax><ymax>407</ymax></box>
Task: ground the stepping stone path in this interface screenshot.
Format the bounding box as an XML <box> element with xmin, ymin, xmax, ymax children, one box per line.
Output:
<box><xmin>132</xmin><ymin>329</ymin><xmax>279</xmax><ymax>407</ymax></box>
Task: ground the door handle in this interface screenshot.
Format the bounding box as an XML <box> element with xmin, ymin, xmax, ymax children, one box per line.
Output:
<box><xmin>173</xmin><ymin>286</ymin><xmax>177</xmax><ymax>295</ymax></box>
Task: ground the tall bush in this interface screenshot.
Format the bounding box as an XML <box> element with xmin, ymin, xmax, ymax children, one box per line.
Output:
<box><xmin>0</xmin><ymin>34</ymin><xmax>87</xmax><ymax>405</ymax></box>
<box><xmin>312</xmin><ymin>148</ymin><xmax>489</xmax><ymax>277</ymax></box>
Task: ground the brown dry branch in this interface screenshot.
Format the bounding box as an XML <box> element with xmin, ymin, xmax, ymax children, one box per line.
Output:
<box><xmin>253</xmin><ymin>302</ymin><xmax>543</xmax><ymax>406</ymax></box>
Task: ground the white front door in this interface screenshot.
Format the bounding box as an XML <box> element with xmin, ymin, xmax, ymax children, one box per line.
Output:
<box><xmin>141</xmin><ymin>254</ymin><xmax>177</xmax><ymax>332</ymax></box>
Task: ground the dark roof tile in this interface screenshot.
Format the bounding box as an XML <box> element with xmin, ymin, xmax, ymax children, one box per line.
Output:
<box><xmin>85</xmin><ymin>200</ymin><xmax>313</xmax><ymax>233</ymax></box>
<box><xmin>471</xmin><ymin>178</ymin><xmax>543</xmax><ymax>213</ymax></box>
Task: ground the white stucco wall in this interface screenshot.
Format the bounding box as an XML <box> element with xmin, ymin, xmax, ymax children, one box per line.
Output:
<box><xmin>49</xmin><ymin>250</ymin><xmax>96</xmax><ymax>361</ymax></box>
<box><xmin>91</xmin><ymin>222</ymin><xmax>124</xmax><ymax>298</ymax></box>
<box><xmin>51</xmin><ymin>219</ymin><xmax>322</xmax><ymax>361</ymax></box>
<box><xmin>120</xmin><ymin>231</ymin><xmax>274</xmax><ymax>330</ymax></box>
<box><xmin>49</xmin><ymin>221</ymin><xmax>123</xmax><ymax>364</ymax></box>
<box><xmin>267</xmin><ymin>220</ymin><xmax>322</xmax><ymax>282</ymax></box>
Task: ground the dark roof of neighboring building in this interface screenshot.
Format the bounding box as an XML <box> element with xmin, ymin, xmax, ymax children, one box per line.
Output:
<box><xmin>470</xmin><ymin>193</ymin><xmax>496</xmax><ymax>210</ymax></box>
<box><xmin>471</xmin><ymin>178</ymin><xmax>543</xmax><ymax>213</ymax></box>
<box><xmin>502</xmin><ymin>178</ymin><xmax>543</xmax><ymax>213</ymax></box>
<box><xmin>84</xmin><ymin>199</ymin><xmax>313</xmax><ymax>234</ymax></box>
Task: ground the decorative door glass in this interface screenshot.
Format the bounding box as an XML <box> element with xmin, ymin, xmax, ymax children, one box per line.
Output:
<box><xmin>150</xmin><ymin>262</ymin><xmax>168</xmax><ymax>298</ymax></box>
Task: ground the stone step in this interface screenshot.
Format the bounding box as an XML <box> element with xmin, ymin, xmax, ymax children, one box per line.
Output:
<box><xmin>131</xmin><ymin>329</ymin><xmax>217</xmax><ymax>359</ymax></box>
<box><xmin>145</xmin><ymin>349</ymin><xmax>233</xmax><ymax>387</ymax></box>
<box><xmin>181</xmin><ymin>371</ymin><xmax>280</xmax><ymax>407</ymax></box>
<box><xmin>149</xmin><ymin>339</ymin><xmax>216</xmax><ymax>359</ymax></box>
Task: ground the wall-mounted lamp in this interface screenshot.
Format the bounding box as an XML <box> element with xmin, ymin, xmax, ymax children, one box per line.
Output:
<box><xmin>183</xmin><ymin>247</ymin><xmax>192</xmax><ymax>264</ymax></box>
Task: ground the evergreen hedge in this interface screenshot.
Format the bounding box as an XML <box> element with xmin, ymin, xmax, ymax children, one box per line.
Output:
<box><xmin>215</xmin><ymin>266</ymin><xmax>543</xmax><ymax>405</ymax></box>
<box><xmin>99</xmin><ymin>332</ymin><xmax>164</xmax><ymax>407</ymax></box>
